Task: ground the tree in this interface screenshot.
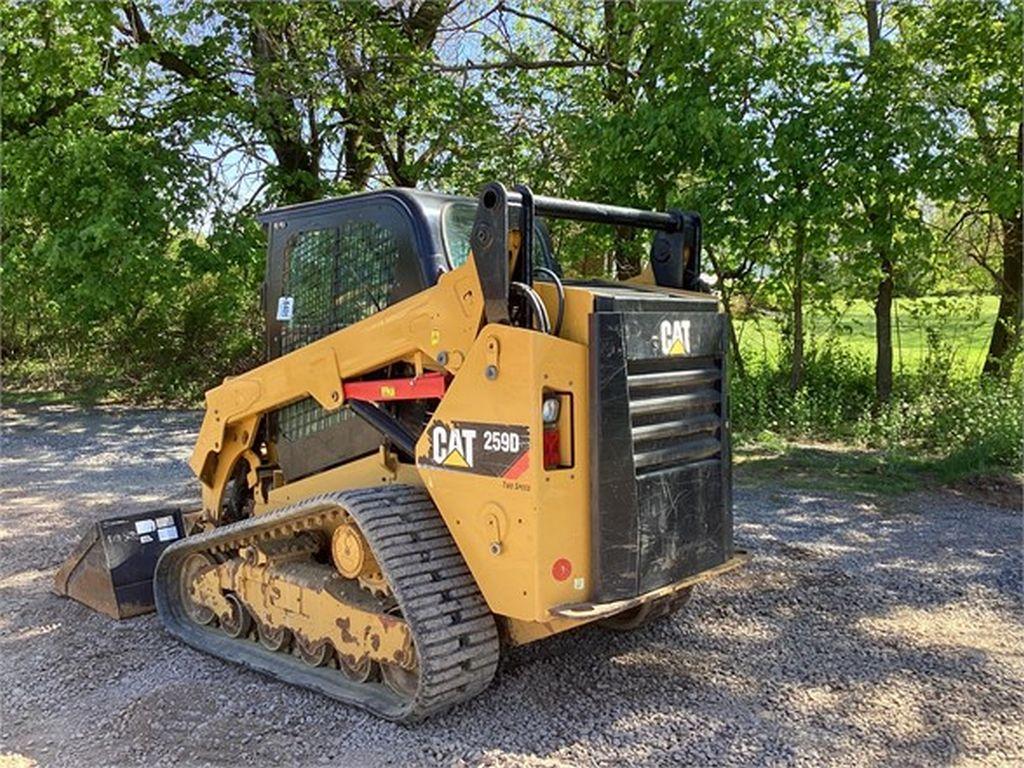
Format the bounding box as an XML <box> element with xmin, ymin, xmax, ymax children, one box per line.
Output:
<box><xmin>1</xmin><ymin>1</ymin><xmax>511</xmax><ymax>396</ymax></box>
<box><xmin>4</xmin><ymin>0</ymin><xmax>1019</xmax><ymax>408</ymax></box>
<box><xmin>828</xmin><ymin>1</ymin><xmax>945</xmax><ymax>402</ymax></box>
<box><xmin>2</xmin><ymin>3</ymin><xmax>204</xmax><ymax>368</ymax></box>
<box><xmin>908</xmin><ymin>0</ymin><xmax>1023</xmax><ymax>378</ymax></box>
<box><xmin>745</xmin><ymin>5</ymin><xmax>844</xmax><ymax>391</ymax></box>
<box><xmin>1</xmin><ymin>2</ymin><xmax>271</xmax><ymax>397</ymax></box>
<box><xmin>115</xmin><ymin>1</ymin><xmax>501</xmax><ymax>203</ymax></box>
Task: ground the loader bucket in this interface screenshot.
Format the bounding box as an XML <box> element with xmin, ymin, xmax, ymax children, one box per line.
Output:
<box><xmin>53</xmin><ymin>509</ymin><xmax>186</xmax><ymax>619</ymax></box>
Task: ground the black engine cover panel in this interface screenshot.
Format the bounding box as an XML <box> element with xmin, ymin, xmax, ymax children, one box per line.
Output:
<box><xmin>589</xmin><ymin>293</ymin><xmax>732</xmax><ymax>602</ymax></box>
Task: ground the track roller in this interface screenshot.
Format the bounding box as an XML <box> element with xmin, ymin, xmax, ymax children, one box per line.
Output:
<box><xmin>258</xmin><ymin>623</ymin><xmax>291</xmax><ymax>653</ymax></box>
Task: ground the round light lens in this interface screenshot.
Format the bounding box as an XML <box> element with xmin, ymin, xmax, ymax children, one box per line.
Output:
<box><xmin>541</xmin><ymin>397</ymin><xmax>560</xmax><ymax>425</ymax></box>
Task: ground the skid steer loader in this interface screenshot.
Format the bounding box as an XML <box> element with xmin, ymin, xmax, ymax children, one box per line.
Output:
<box><xmin>55</xmin><ymin>182</ymin><xmax>747</xmax><ymax>720</ymax></box>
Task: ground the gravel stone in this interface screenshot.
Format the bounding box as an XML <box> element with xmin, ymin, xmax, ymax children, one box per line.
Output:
<box><xmin>1</xmin><ymin>404</ymin><xmax>1021</xmax><ymax>767</ymax></box>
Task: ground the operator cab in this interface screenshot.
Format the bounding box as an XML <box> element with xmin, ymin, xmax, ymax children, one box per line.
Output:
<box><xmin>257</xmin><ymin>189</ymin><xmax>557</xmax><ymax>482</ymax></box>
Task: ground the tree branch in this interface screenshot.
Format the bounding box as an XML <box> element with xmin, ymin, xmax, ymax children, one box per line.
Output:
<box><xmin>499</xmin><ymin>3</ymin><xmax>605</xmax><ymax>63</ymax></box>
<box><xmin>432</xmin><ymin>57</ymin><xmax>610</xmax><ymax>72</ymax></box>
<box><xmin>122</xmin><ymin>2</ymin><xmax>206</xmax><ymax>83</ymax></box>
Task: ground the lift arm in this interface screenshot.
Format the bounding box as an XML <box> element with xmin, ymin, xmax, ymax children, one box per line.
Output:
<box><xmin>189</xmin><ymin>257</ymin><xmax>486</xmax><ymax>518</ymax></box>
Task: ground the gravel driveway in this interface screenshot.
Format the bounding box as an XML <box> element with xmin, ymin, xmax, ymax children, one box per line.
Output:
<box><xmin>1</xmin><ymin>405</ymin><xmax>1021</xmax><ymax>767</ymax></box>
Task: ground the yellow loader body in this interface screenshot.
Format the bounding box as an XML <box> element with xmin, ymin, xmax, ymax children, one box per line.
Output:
<box><xmin>57</xmin><ymin>182</ymin><xmax>745</xmax><ymax>720</ymax></box>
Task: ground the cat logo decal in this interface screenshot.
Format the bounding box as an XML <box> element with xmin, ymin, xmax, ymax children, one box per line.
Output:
<box><xmin>431</xmin><ymin>424</ymin><xmax>477</xmax><ymax>468</ymax></box>
<box><xmin>660</xmin><ymin>319</ymin><xmax>692</xmax><ymax>356</ymax></box>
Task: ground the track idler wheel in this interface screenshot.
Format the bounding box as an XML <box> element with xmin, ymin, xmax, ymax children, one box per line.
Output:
<box><xmin>220</xmin><ymin>594</ymin><xmax>253</xmax><ymax>639</ymax></box>
<box><xmin>180</xmin><ymin>553</ymin><xmax>217</xmax><ymax>626</ymax></box>
<box><xmin>296</xmin><ymin>636</ymin><xmax>332</xmax><ymax>667</ymax></box>
<box><xmin>258</xmin><ymin>623</ymin><xmax>292</xmax><ymax>653</ymax></box>
<box><xmin>379</xmin><ymin>604</ymin><xmax>418</xmax><ymax>697</ymax></box>
<box><xmin>381</xmin><ymin>661</ymin><xmax>419</xmax><ymax>699</ymax></box>
<box><xmin>338</xmin><ymin>654</ymin><xmax>375</xmax><ymax>683</ymax></box>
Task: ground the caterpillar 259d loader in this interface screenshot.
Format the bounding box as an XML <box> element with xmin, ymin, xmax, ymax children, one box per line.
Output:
<box><xmin>55</xmin><ymin>182</ymin><xmax>746</xmax><ymax>720</ymax></box>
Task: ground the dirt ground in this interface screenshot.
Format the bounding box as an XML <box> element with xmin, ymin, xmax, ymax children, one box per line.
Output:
<box><xmin>1</xmin><ymin>405</ymin><xmax>1021</xmax><ymax>767</ymax></box>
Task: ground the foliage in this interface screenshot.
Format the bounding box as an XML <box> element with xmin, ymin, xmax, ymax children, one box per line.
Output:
<box><xmin>2</xmin><ymin>1</ymin><xmax>1020</xmax><ymax>473</ymax></box>
<box><xmin>1</xmin><ymin>2</ymin><xmax>265</xmax><ymax>401</ymax></box>
<box><xmin>738</xmin><ymin>295</ymin><xmax>1000</xmax><ymax>374</ymax></box>
<box><xmin>732</xmin><ymin>328</ymin><xmax>1023</xmax><ymax>477</ymax></box>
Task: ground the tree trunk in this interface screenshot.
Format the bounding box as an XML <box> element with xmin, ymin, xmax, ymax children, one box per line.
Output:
<box><xmin>789</xmin><ymin>218</ymin><xmax>807</xmax><ymax>392</ymax></box>
<box><xmin>983</xmin><ymin>210</ymin><xmax>1023</xmax><ymax>377</ymax></box>
<box><xmin>342</xmin><ymin>128</ymin><xmax>372</xmax><ymax>190</ymax></box>
<box><xmin>875</xmin><ymin>253</ymin><xmax>894</xmax><ymax>402</ymax></box>
<box><xmin>983</xmin><ymin>123</ymin><xmax>1023</xmax><ymax>377</ymax></box>
<box><xmin>864</xmin><ymin>0</ymin><xmax>880</xmax><ymax>53</ymax></box>
<box><xmin>864</xmin><ymin>0</ymin><xmax>893</xmax><ymax>403</ymax></box>
<box><xmin>602</xmin><ymin>0</ymin><xmax>635</xmax><ymax>108</ymax></box>
<box><xmin>342</xmin><ymin>75</ymin><xmax>373</xmax><ymax>191</ymax></box>
<box><xmin>603</xmin><ymin>0</ymin><xmax>640</xmax><ymax>280</ymax></box>
<box><xmin>705</xmin><ymin>245</ymin><xmax>746</xmax><ymax>376</ymax></box>
<box><xmin>250</xmin><ymin>20</ymin><xmax>322</xmax><ymax>203</ymax></box>
<box><xmin>728</xmin><ymin>312</ymin><xmax>745</xmax><ymax>379</ymax></box>
<box><xmin>613</xmin><ymin>227</ymin><xmax>640</xmax><ymax>280</ymax></box>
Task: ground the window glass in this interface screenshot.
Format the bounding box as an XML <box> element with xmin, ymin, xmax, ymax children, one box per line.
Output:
<box><xmin>277</xmin><ymin>219</ymin><xmax>402</xmax><ymax>443</ymax></box>
<box><xmin>443</xmin><ymin>203</ymin><xmax>476</xmax><ymax>268</ymax></box>
<box><xmin>442</xmin><ymin>202</ymin><xmax>553</xmax><ymax>270</ymax></box>
<box><xmin>268</xmin><ymin>203</ymin><xmax>423</xmax><ymax>467</ymax></box>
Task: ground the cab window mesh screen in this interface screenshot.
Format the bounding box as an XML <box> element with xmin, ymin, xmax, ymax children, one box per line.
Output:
<box><xmin>278</xmin><ymin>391</ymin><xmax>353</xmax><ymax>442</ymax></box>
<box><xmin>280</xmin><ymin>221</ymin><xmax>399</xmax><ymax>354</ymax></box>
<box><xmin>278</xmin><ymin>219</ymin><xmax>401</xmax><ymax>442</ymax></box>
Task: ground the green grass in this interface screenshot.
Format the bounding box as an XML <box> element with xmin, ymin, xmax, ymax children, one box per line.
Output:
<box><xmin>736</xmin><ymin>295</ymin><xmax>997</xmax><ymax>374</ymax></box>
<box><xmin>3</xmin><ymin>357</ymin><xmax>197</xmax><ymax>407</ymax></box>
<box><xmin>0</xmin><ymin>387</ymin><xmax>111</xmax><ymax>408</ymax></box>
<box><xmin>735</xmin><ymin>443</ymin><xmax>932</xmax><ymax>496</ymax></box>
<box><xmin>735</xmin><ymin>439</ymin><xmax>1024</xmax><ymax>499</ymax></box>
<box><xmin>730</xmin><ymin>293</ymin><xmax>1020</xmax><ymax>491</ymax></box>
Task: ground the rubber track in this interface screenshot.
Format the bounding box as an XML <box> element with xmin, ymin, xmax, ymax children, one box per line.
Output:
<box><xmin>154</xmin><ymin>485</ymin><xmax>500</xmax><ymax>722</ymax></box>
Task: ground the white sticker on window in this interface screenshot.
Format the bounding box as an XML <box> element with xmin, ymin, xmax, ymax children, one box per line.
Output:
<box><xmin>134</xmin><ymin>519</ymin><xmax>155</xmax><ymax>535</ymax></box>
<box><xmin>276</xmin><ymin>296</ymin><xmax>294</xmax><ymax>321</ymax></box>
<box><xmin>154</xmin><ymin>515</ymin><xmax>175</xmax><ymax>529</ymax></box>
<box><xmin>157</xmin><ymin>527</ymin><xmax>179</xmax><ymax>542</ymax></box>
<box><xmin>139</xmin><ymin>535</ymin><xmax>153</xmax><ymax>544</ymax></box>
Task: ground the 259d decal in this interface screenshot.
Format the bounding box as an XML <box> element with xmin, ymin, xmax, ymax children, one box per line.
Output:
<box><xmin>419</xmin><ymin>420</ymin><xmax>530</xmax><ymax>480</ymax></box>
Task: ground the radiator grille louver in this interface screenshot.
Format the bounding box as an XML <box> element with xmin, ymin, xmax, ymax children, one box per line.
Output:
<box><xmin>627</xmin><ymin>357</ymin><xmax>723</xmax><ymax>476</ymax></box>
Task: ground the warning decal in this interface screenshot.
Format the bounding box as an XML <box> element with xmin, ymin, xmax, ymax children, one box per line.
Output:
<box><xmin>419</xmin><ymin>420</ymin><xmax>530</xmax><ymax>478</ymax></box>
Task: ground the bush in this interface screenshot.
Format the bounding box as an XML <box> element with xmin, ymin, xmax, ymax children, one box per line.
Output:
<box><xmin>732</xmin><ymin>342</ymin><xmax>875</xmax><ymax>439</ymax></box>
<box><xmin>732</xmin><ymin>332</ymin><xmax>1023</xmax><ymax>477</ymax></box>
<box><xmin>2</xmin><ymin>224</ymin><xmax>265</xmax><ymax>405</ymax></box>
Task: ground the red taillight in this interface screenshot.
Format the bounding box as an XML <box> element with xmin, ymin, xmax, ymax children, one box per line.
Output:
<box><xmin>543</xmin><ymin>426</ymin><xmax>561</xmax><ymax>470</ymax></box>
<box><xmin>542</xmin><ymin>392</ymin><xmax>572</xmax><ymax>470</ymax></box>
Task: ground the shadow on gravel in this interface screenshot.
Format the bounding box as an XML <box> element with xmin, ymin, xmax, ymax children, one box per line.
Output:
<box><xmin>421</xmin><ymin>485</ymin><xmax>1022</xmax><ymax>766</ymax></box>
<box><xmin>2</xmin><ymin>405</ymin><xmax>1022</xmax><ymax>766</ymax></box>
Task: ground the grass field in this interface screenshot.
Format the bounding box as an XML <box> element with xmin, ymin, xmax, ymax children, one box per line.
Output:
<box><xmin>736</xmin><ymin>295</ymin><xmax>998</xmax><ymax>373</ymax></box>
